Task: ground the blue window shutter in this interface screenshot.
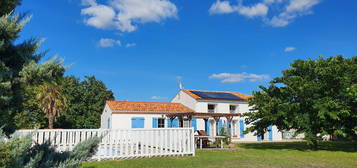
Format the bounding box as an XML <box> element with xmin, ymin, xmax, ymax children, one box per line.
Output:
<box><xmin>239</xmin><ymin>120</ymin><xmax>245</xmax><ymax>138</ymax></box>
<box><xmin>206</xmin><ymin>120</ymin><xmax>210</xmax><ymax>136</ymax></box>
<box><xmin>173</xmin><ymin>118</ymin><xmax>179</xmax><ymax>128</ymax></box>
<box><xmin>152</xmin><ymin>118</ymin><xmax>158</xmax><ymax>128</ymax></box>
<box><xmin>257</xmin><ymin>133</ymin><xmax>262</xmax><ymax>141</ymax></box>
<box><xmin>139</xmin><ymin>118</ymin><xmax>145</xmax><ymax>128</ymax></box>
<box><xmin>132</xmin><ymin>117</ymin><xmax>145</xmax><ymax>128</ymax></box>
<box><xmin>131</xmin><ymin>118</ymin><xmax>136</xmax><ymax>128</ymax></box>
<box><xmin>268</xmin><ymin>125</ymin><xmax>273</xmax><ymax>141</ymax></box>
<box><xmin>167</xmin><ymin>118</ymin><xmax>171</xmax><ymax>127</ymax></box>
<box><xmin>191</xmin><ymin>119</ymin><xmax>197</xmax><ymax>131</ymax></box>
<box><xmin>218</xmin><ymin>120</ymin><xmax>223</xmax><ymax>135</ymax></box>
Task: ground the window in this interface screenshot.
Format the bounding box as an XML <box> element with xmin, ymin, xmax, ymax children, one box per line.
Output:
<box><xmin>208</xmin><ymin>104</ymin><xmax>215</xmax><ymax>113</ymax></box>
<box><xmin>230</xmin><ymin>105</ymin><xmax>237</xmax><ymax>113</ymax></box>
<box><xmin>107</xmin><ymin>117</ymin><xmax>110</xmax><ymax>129</ymax></box>
<box><xmin>183</xmin><ymin>119</ymin><xmax>189</xmax><ymax>128</ymax></box>
<box><xmin>158</xmin><ymin>118</ymin><xmax>165</xmax><ymax>128</ymax></box>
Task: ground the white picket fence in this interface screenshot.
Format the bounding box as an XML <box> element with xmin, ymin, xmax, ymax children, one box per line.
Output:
<box><xmin>17</xmin><ymin>128</ymin><xmax>195</xmax><ymax>160</ymax></box>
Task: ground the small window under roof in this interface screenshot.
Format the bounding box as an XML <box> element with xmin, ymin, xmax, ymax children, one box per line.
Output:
<box><xmin>191</xmin><ymin>91</ymin><xmax>244</xmax><ymax>100</ymax></box>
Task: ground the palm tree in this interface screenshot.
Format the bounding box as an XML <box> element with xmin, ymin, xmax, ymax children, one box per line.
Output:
<box><xmin>35</xmin><ymin>81</ymin><xmax>67</xmax><ymax>129</ymax></box>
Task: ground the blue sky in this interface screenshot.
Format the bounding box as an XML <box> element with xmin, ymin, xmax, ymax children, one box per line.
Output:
<box><xmin>17</xmin><ymin>0</ymin><xmax>357</xmax><ymax>101</ymax></box>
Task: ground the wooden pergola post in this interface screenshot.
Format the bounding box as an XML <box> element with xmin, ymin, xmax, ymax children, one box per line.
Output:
<box><xmin>213</xmin><ymin>117</ymin><xmax>220</xmax><ymax>136</ymax></box>
<box><xmin>203</xmin><ymin>118</ymin><xmax>208</xmax><ymax>133</ymax></box>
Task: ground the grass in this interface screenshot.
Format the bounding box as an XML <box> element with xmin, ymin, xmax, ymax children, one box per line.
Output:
<box><xmin>82</xmin><ymin>141</ymin><xmax>357</xmax><ymax>168</ymax></box>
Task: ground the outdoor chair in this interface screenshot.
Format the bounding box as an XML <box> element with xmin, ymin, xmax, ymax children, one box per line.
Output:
<box><xmin>196</xmin><ymin>130</ymin><xmax>210</xmax><ymax>148</ymax></box>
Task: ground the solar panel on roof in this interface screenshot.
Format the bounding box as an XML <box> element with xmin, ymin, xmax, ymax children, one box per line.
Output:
<box><xmin>191</xmin><ymin>91</ymin><xmax>244</xmax><ymax>100</ymax></box>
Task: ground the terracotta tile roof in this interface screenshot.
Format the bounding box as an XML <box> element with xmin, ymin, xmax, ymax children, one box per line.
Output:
<box><xmin>181</xmin><ymin>89</ymin><xmax>251</xmax><ymax>101</ymax></box>
<box><xmin>106</xmin><ymin>101</ymin><xmax>194</xmax><ymax>112</ymax></box>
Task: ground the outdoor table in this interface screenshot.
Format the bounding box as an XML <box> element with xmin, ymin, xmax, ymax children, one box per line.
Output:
<box><xmin>194</xmin><ymin>135</ymin><xmax>226</xmax><ymax>149</ymax></box>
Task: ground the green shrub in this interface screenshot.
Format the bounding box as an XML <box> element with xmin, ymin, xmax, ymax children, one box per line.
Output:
<box><xmin>0</xmin><ymin>130</ymin><xmax>101</xmax><ymax>168</ymax></box>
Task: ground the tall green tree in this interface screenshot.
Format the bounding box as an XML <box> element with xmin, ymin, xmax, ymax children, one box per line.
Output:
<box><xmin>245</xmin><ymin>56</ymin><xmax>357</xmax><ymax>149</ymax></box>
<box><xmin>0</xmin><ymin>0</ymin><xmax>43</xmax><ymax>134</ymax></box>
<box><xmin>58</xmin><ymin>76</ymin><xmax>114</xmax><ymax>129</ymax></box>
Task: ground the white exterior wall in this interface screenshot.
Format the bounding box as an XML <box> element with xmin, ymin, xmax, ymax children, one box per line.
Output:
<box><xmin>171</xmin><ymin>91</ymin><xmax>197</xmax><ymax>110</ymax></box>
<box><xmin>111</xmin><ymin>114</ymin><xmax>167</xmax><ymax>129</ymax></box>
<box><xmin>100</xmin><ymin>104</ymin><xmax>112</xmax><ymax>129</ymax></box>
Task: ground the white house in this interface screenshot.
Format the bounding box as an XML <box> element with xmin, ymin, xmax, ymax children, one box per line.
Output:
<box><xmin>101</xmin><ymin>89</ymin><xmax>282</xmax><ymax>142</ymax></box>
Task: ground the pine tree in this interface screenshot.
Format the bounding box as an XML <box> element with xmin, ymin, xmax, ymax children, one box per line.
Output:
<box><xmin>0</xmin><ymin>0</ymin><xmax>43</xmax><ymax>135</ymax></box>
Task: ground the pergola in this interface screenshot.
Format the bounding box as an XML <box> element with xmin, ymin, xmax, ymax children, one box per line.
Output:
<box><xmin>166</xmin><ymin>112</ymin><xmax>241</xmax><ymax>136</ymax></box>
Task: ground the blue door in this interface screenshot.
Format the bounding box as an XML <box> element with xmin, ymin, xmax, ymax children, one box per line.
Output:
<box><xmin>239</xmin><ymin>120</ymin><xmax>245</xmax><ymax>138</ymax></box>
<box><xmin>131</xmin><ymin>117</ymin><xmax>145</xmax><ymax>128</ymax></box>
<box><xmin>167</xmin><ymin>118</ymin><xmax>171</xmax><ymax>127</ymax></box>
<box><xmin>206</xmin><ymin>120</ymin><xmax>210</xmax><ymax>136</ymax></box>
<box><xmin>268</xmin><ymin>125</ymin><xmax>273</xmax><ymax>141</ymax></box>
<box><xmin>191</xmin><ymin>118</ymin><xmax>197</xmax><ymax>131</ymax></box>
<box><xmin>257</xmin><ymin>131</ymin><xmax>262</xmax><ymax>141</ymax></box>
<box><xmin>173</xmin><ymin>118</ymin><xmax>179</xmax><ymax>128</ymax></box>
<box><xmin>152</xmin><ymin>118</ymin><xmax>158</xmax><ymax>128</ymax></box>
<box><xmin>218</xmin><ymin>120</ymin><xmax>223</xmax><ymax>135</ymax></box>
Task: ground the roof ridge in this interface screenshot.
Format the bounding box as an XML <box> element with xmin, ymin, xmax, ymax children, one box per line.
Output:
<box><xmin>106</xmin><ymin>100</ymin><xmax>194</xmax><ymax>112</ymax></box>
<box><xmin>184</xmin><ymin>89</ymin><xmax>249</xmax><ymax>95</ymax></box>
<box><xmin>107</xmin><ymin>100</ymin><xmax>181</xmax><ymax>104</ymax></box>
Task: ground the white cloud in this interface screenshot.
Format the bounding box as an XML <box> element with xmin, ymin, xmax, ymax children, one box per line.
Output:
<box><xmin>286</xmin><ymin>0</ymin><xmax>319</xmax><ymax>13</ymax></box>
<box><xmin>209</xmin><ymin>0</ymin><xmax>321</xmax><ymax>27</ymax></box>
<box><xmin>284</xmin><ymin>46</ymin><xmax>296</xmax><ymax>52</ymax></box>
<box><xmin>209</xmin><ymin>72</ymin><xmax>270</xmax><ymax>83</ymax></box>
<box><xmin>267</xmin><ymin>0</ymin><xmax>320</xmax><ymax>27</ymax></box>
<box><xmin>237</xmin><ymin>3</ymin><xmax>269</xmax><ymax>18</ymax></box>
<box><xmin>97</xmin><ymin>38</ymin><xmax>121</xmax><ymax>47</ymax></box>
<box><xmin>209</xmin><ymin>1</ymin><xmax>235</xmax><ymax>15</ymax></box>
<box><xmin>263</xmin><ymin>0</ymin><xmax>283</xmax><ymax>4</ymax></box>
<box><xmin>81</xmin><ymin>0</ymin><xmax>97</xmax><ymax>6</ymax></box>
<box><xmin>209</xmin><ymin>1</ymin><xmax>268</xmax><ymax>17</ymax></box>
<box><xmin>81</xmin><ymin>1</ymin><xmax>116</xmax><ymax>29</ymax></box>
<box><xmin>125</xmin><ymin>43</ymin><xmax>136</xmax><ymax>48</ymax></box>
<box><xmin>81</xmin><ymin>0</ymin><xmax>178</xmax><ymax>32</ymax></box>
<box><xmin>150</xmin><ymin>96</ymin><xmax>167</xmax><ymax>100</ymax></box>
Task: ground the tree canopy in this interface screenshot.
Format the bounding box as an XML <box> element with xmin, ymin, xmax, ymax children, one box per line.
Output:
<box><xmin>57</xmin><ymin>76</ymin><xmax>114</xmax><ymax>129</ymax></box>
<box><xmin>245</xmin><ymin>56</ymin><xmax>357</xmax><ymax>148</ymax></box>
<box><xmin>0</xmin><ymin>0</ymin><xmax>43</xmax><ymax>134</ymax></box>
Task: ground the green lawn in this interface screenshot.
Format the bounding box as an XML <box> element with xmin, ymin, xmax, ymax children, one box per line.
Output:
<box><xmin>82</xmin><ymin>142</ymin><xmax>357</xmax><ymax>168</ymax></box>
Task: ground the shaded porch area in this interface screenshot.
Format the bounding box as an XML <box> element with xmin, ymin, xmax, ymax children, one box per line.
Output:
<box><xmin>166</xmin><ymin>112</ymin><xmax>241</xmax><ymax>149</ymax></box>
<box><xmin>166</xmin><ymin>112</ymin><xmax>241</xmax><ymax>136</ymax></box>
